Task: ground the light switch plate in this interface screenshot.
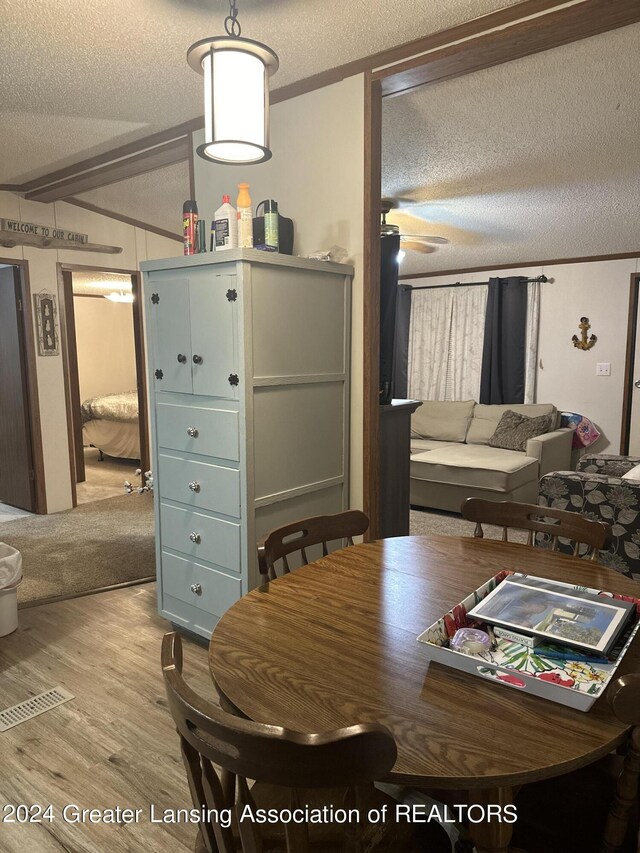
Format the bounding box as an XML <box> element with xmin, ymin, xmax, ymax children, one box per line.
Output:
<box><xmin>596</xmin><ymin>363</ymin><xmax>611</xmax><ymax>376</ymax></box>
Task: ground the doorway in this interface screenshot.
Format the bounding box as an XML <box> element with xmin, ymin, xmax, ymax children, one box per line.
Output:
<box><xmin>0</xmin><ymin>259</ymin><xmax>46</xmax><ymax>516</ymax></box>
<box><xmin>57</xmin><ymin>264</ymin><xmax>150</xmax><ymax>508</ymax></box>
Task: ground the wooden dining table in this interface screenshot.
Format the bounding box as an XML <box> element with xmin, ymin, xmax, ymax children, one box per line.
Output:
<box><xmin>209</xmin><ymin>534</ymin><xmax>640</xmax><ymax>853</ymax></box>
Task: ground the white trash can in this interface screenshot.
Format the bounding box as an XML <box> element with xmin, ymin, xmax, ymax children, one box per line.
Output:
<box><xmin>0</xmin><ymin>543</ymin><xmax>22</xmax><ymax>637</ymax></box>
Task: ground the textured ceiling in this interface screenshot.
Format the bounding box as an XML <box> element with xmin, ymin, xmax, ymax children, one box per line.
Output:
<box><xmin>1</xmin><ymin>0</ymin><xmax>521</xmax><ymax>183</ymax></box>
<box><xmin>74</xmin><ymin>162</ymin><xmax>191</xmax><ymax>235</ymax></box>
<box><xmin>72</xmin><ymin>271</ymin><xmax>132</xmax><ymax>296</ymax></box>
<box><xmin>382</xmin><ymin>23</ymin><xmax>640</xmax><ymax>275</ymax></box>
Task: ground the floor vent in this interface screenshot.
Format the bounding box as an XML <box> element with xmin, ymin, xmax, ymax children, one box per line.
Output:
<box><xmin>0</xmin><ymin>686</ymin><xmax>74</xmax><ymax>732</ymax></box>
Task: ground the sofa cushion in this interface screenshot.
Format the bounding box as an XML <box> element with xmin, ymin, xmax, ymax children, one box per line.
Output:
<box><xmin>410</xmin><ymin>438</ymin><xmax>461</xmax><ymax>454</ymax></box>
<box><xmin>488</xmin><ymin>410</ymin><xmax>554</xmax><ymax>452</ymax></box>
<box><xmin>411</xmin><ymin>400</ymin><xmax>475</xmax><ymax>443</ymax></box>
<box><xmin>410</xmin><ymin>445</ymin><xmax>539</xmax><ymax>493</ymax></box>
<box><xmin>466</xmin><ymin>403</ymin><xmax>557</xmax><ymax>445</ymax></box>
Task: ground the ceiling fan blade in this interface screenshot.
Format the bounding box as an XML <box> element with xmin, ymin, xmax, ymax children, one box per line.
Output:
<box><xmin>400</xmin><ymin>234</ymin><xmax>449</xmax><ymax>245</ymax></box>
<box><xmin>401</xmin><ymin>241</ymin><xmax>437</xmax><ymax>254</ymax></box>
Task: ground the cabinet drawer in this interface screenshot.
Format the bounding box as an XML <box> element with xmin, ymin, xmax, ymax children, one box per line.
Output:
<box><xmin>156</xmin><ymin>402</ymin><xmax>239</xmax><ymax>461</ymax></box>
<box><xmin>161</xmin><ymin>552</ymin><xmax>242</xmax><ymax>618</ymax></box>
<box><xmin>158</xmin><ymin>453</ymin><xmax>241</xmax><ymax>517</ymax></box>
<box><xmin>160</xmin><ymin>503</ymin><xmax>241</xmax><ymax>572</ymax></box>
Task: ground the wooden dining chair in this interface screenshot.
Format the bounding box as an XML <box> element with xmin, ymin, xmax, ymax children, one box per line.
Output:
<box><xmin>257</xmin><ymin>510</ymin><xmax>370</xmax><ymax>582</ymax></box>
<box><xmin>511</xmin><ymin>673</ymin><xmax>640</xmax><ymax>853</ymax></box>
<box><xmin>162</xmin><ymin>631</ymin><xmax>451</xmax><ymax>853</ymax></box>
<box><xmin>461</xmin><ymin>498</ymin><xmax>611</xmax><ymax>559</ymax></box>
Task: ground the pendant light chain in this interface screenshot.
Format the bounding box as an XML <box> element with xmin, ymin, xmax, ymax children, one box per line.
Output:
<box><xmin>225</xmin><ymin>0</ymin><xmax>242</xmax><ymax>37</ymax></box>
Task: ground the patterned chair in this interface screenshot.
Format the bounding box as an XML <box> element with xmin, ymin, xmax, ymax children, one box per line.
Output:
<box><xmin>538</xmin><ymin>454</ymin><xmax>640</xmax><ymax>582</ymax></box>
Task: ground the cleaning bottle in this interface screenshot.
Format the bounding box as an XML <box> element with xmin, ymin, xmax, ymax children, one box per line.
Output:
<box><xmin>213</xmin><ymin>195</ymin><xmax>237</xmax><ymax>251</ymax></box>
<box><xmin>237</xmin><ymin>183</ymin><xmax>253</xmax><ymax>248</ymax></box>
<box><xmin>182</xmin><ymin>200</ymin><xmax>198</xmax><ymax>256</ymax></box>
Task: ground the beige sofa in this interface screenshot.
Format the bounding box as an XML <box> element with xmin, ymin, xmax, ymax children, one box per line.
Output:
<box><xmin>410</xmin><ymin>401</ymin><xmax>573</xmax><ymax>512</ymax></box>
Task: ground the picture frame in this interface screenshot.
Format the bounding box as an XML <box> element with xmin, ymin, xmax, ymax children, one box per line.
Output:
<box><xmin>467</xmin><ymin>576</ymin><xmax>635</xmax><ymax>656</ymax></box>
<box><xmin>33</xmin><ymin>291</ymin><xmax>59</xmax><ymax>356</ymax></box>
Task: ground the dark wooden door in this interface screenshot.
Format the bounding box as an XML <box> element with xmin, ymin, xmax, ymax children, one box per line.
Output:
<box><xmin>0</xmin><ymin>266</ymin><xmax>36</xmax><ymax>511</ymax></box>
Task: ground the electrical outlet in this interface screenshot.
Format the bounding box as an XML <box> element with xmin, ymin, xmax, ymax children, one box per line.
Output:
<box><xmin>596</xmin><ymin>363</ymin><xmax>611</xmax><ymax>376</ymax></box>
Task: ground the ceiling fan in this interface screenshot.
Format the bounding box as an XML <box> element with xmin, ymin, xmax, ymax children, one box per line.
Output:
<box><xmin>381</xmin><ymin>198</ymin><xmax>448</xmax><ymax>255</ymax></box>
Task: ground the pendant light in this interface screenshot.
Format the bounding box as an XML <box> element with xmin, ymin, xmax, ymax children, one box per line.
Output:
<box><xmin>187</xmin><ymin>0</ymin><xmax>279</xmax><ymax>165</ymax></box>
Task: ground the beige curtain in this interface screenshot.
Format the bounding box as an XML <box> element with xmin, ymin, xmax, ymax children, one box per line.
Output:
<box><xmin>408</xmin><ymin>284</ymin><xmax>488</xmax><ymax>401</ymax></box>
<box><xmin>524</xmin><ymin>280</ymin><xmax>541</xmax><ymax>403</ymax></box>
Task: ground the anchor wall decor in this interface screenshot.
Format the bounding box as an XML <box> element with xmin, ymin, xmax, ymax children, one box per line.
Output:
<box><xmin>572</xmin><ymin>317</ymin><xmax>597</xmax><ymax>351</ymax></box>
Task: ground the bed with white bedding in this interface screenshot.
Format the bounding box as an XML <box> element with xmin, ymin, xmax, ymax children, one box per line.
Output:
<box><xmin>81</xmin><ymin>391</ymin><xmax>140</xmax><ymax>459</ymax></box>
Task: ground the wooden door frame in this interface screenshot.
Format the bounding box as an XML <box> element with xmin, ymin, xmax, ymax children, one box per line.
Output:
<box><xmin>56</xmin><ymin>263</ymin><xmax>150</xmax><ymax>507</ymax></box>
<box><xmin>362</xmin><ymin>0</ymin><xmax>640</xmax><ymax>539</ymax></box>
<box><xmin>621</xmin><ymin>273</ymin><xmax>640</xmax><ymax>454</ymax></box>
<box><xmin>0</xmin><ymin>257</ymin><xmax>47</xmax><ymax>514</ymax></box>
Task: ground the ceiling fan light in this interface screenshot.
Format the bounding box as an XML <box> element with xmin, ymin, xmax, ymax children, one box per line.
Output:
<box><xmin>188</xmin><ymin>36</ymin><xmax>278</xmax><ymax>166</ymax></box>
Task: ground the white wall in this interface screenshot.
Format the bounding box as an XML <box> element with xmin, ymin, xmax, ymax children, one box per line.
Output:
<box><xmin>193</xmin><ymin>74</ymin><xmax>366</xmax><ymax>508</ymax></box>
<box><xmin>73</xmin><ymin>297</ymin><xmax>137</xmax><ymax>402</ymax></box>
<box><xmin>406</xmin><ymin>257</ymin><xmax>640</xmax><ymax>454</ymax></box>
<box><xmin>0</xmin><ymin>191</ymin><xmax>180</xmax><ymax>512</ymax></box>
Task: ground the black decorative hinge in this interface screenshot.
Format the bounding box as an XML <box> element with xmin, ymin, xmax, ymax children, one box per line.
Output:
<box><xmin>155</xmin><ymin>369</ymin><xmax>163</xmax><ymax>380</ymax></box>
<box><xmin>226</xmin><ymin>288</ymin><xmax>237</xmax><ymax>302</ymax></box>
<box><xmin>151</xmin><ymin>293</ymin><xmax>160</xmax><ymax>304</ymax></box>
<box><xmin>228</xmin><ymin>374</ymin><xmax>239</xmax><ymax>387</ymax></box>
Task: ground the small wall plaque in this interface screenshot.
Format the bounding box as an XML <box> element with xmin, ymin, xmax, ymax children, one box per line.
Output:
<box><xmin>33</xmin><ymin>291</ymin><xmax>59</xmax><ymax>356</ymax></box>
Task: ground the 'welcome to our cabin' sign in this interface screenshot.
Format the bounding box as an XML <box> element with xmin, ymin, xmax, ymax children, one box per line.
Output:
<box><xmin>1</xmin><ymin>219</ymin><xmax>88</xmax><ymax>245</ymax></box>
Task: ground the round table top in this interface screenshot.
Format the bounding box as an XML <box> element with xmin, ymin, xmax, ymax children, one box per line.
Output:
<box><xmin>209</xmin><ymin>535</ymin><xmax>640</xmax><ymax>789</ymax></box>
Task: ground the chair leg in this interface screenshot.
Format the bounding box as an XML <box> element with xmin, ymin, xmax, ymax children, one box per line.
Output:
<box><xmin>601</xmin><ymin>728</ymin><xmax>640</xmax><ymax>853</ymax></box>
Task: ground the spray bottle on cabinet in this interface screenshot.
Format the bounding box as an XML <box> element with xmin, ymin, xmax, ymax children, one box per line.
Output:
<box><xmin>183</xmin><ymin>200</ymin><xmax>198</xmax><ymax>256</ymax></box>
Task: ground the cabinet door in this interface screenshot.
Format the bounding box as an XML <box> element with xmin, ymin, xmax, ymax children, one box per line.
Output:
<box><xmin>148</xmin><ymin>277</ymin><xmax>192</xmax><ymax>394</ymax></box>
<box><xmin>189</xmin><ymin>271</ymin><xmax>239</xmax><ymax>399</ymax></box>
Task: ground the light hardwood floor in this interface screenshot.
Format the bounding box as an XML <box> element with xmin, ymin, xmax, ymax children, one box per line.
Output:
<box><xmin>0</xmin><ymin>583</ymin><xmax>214</xmax><ymax>853</ymax></box>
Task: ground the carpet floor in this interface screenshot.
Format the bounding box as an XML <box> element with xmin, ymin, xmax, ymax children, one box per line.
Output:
<box><xmin>410</xmin><ymin>507</ymin><xmax>527</xmax><ymax>542</ymax></box>
<box><xmin>0</xmin><ymin>493</ymin><xmax>155</xmax><ymax>606</ymax></box>
<box><xmin>77</xmin><ymin>447</ymin><xmax>141</xmax><ymax>505</ymax></box>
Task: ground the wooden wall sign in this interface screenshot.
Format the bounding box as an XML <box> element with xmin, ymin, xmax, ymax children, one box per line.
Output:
<box><xmin>33</xmin><ymin>291</ymin><xmax>59</xmax><ymax>356</ymax></box>
<box><xmin>1</xmin><ymin>219</ymin><xmax>88</xmax><ymax>245</ymax></box>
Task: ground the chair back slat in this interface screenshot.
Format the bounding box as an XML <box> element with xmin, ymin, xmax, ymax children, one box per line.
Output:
<box><xmin>258</xmin><ymin>510</ymin><xmax>370</xmax><ymax>581</ymax></box>
<box><xmin>461</xmin><ymin>498</ymin><xmax>611</xmax><ymax>561</ymax></box>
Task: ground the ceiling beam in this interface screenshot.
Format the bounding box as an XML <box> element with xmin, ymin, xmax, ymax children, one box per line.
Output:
<box><xmin>62</xmin><ymin>198</ymin><xmax>182</xmax><ymax>243</ymax></box>
<box><xmin>24</xmin><ymin>137</ymin><xmax>191</xmax><ymax>203</ymax></box>
<box><xmin>19</xmin><ymin>119</ymin><xmax>200</xmax><ymax>195</ymax></box>
<box><xmin>375</xmin><ymin>0</ymin><xmax>640</xmax><ymax>97</ymax></box>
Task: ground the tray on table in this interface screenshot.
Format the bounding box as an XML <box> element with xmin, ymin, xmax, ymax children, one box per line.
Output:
<box><xmin>417</xmin><ymin>571</ymin><xmax>640</xmax><ymax>711</ymax></box>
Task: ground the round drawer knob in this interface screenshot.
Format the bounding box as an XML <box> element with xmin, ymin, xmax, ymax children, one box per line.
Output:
<box><xmin>177</xmin><ymin>353</ymin><xmax>187</xmax><ymax>364</ymax></box>
<box><xmin>188</xmin><ymin>481</ymin><xmax>201</xmax><ymax>493</ymax></box>
<box><xmin>193</xmin><ymin>354</ymin><xmax>203</xmax><ymax>365</ymax></box>
<box><xmin>190</xmin><ymin>583</ymin><xmax>202</xmax><ymax>595</ymax></box>
<box><xmin>189</xmin><ymin>531</ymin><xmax>201</xmax><ymax>544</ymax></box>
<box><xmin>186</xmin><ymin>426</ymin><xmax>199</xmax><ymax>438</ymax></box>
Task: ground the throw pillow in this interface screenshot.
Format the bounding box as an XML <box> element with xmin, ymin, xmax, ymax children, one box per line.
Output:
<box><xmin>488</xmin><ymin>410</ymin><xmax>554</xmax><ymax>452</ymax></box>
<box><xmin>622</xmin><ymin>463</ymin><xmax>640</xmax><ymax>482</ymax></box>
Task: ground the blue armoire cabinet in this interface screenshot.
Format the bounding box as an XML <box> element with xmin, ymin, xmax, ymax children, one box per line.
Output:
<box><xmin>140</xmin><ymin>250</ymin><xmax>353</xmax><ymax>638</ymax></box>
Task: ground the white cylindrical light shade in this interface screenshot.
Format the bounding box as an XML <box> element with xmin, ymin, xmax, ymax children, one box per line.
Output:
<box><xmin>189</xmin><ymin>37</ymin><xmax>278</xmax><ymax>165</ymax></box>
